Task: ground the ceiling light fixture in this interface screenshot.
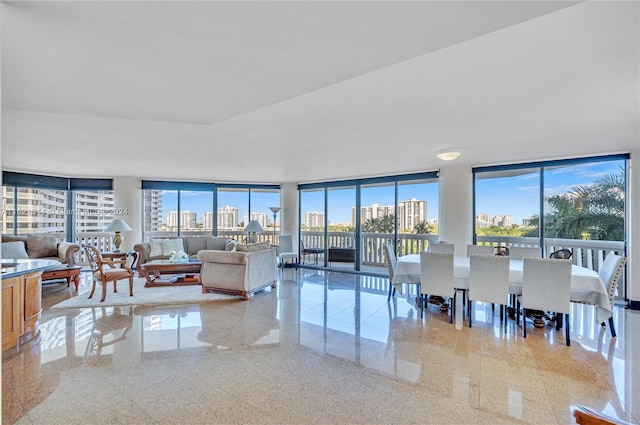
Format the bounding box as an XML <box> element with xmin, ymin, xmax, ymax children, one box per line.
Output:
<box><xmin>436</xmin><ymin>150</ymin><xmax>462</xmax><ymax>161</ymax></box>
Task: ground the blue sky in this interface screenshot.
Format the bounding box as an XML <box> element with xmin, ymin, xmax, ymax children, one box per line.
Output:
<box><xmin>157</xmin><ymin>160</ymin><xmax>623</xmax><ymax>226</ymax></box>
<box><xmin>475</xmin><ymin>160</ymin><xmax>623</xmax><ymax>224</ymax></box>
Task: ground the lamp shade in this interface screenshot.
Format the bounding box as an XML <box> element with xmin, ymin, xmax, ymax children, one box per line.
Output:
<box><xmin>244</xmin><ymin>220</ymin><xmax>264</xmax><ymax>233</ymax></box>
<box><xmin>104</xmin><ymin>219</ymin><xmax>132</xmax><ymax>232</ymax></box>
<box><xmin>269</xmin><ymin>206</ymin><xmax>281</xmax><ymax>214</ymax></box>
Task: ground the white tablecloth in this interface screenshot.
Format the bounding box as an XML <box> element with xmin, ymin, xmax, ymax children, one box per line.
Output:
<box><xmin>392</xmin><ymin>254</ymin><xmax>612</xmax><ymax>323</ymax></box>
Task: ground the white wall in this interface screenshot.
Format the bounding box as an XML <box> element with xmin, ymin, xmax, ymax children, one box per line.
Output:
<box><xmin>438</xmin><ymin>164</ymin><xmax>473</xmax><ymax>257</ymax></box>
<box><xmin>280</xmin><ymin>183</ymin><xmax>299</xmax><ymax>248</ymax></box>
<box><xmin>112</xmin><ymin>177</ymin><xmax>142</xmax><ymax>251</ymax></box>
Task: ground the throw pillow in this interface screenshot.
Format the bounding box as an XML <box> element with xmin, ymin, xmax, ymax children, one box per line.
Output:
<box><xmin>2</xmin><ymin>241</ymin><xmax>29</xmax><ymax>259</ymax></box>
<box><xmin>225</xmin><ymin>240</ymin><xmax>238</xmax><ymax>251</ymax></box>
<box><xmin>162</xmin><ymin>238</ymin><xmax>184</xmax><ymax>255</ymax></box>
<box><xmin>26</xmin><ymin>234</ymin><xmax>58</xmax><ymax>258</ymax></box>
<box><xmin>235</xmin><ymin>241</ymin><xmax>271</xmax><ymax>252</ymax></box>
<box><xmin>149</xmin><ymin>239</ymin><xmax>164</xmax><ymax>257</ymax></box>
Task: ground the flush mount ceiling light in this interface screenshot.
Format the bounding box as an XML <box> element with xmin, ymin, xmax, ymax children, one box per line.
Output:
<box><xmin>436</xmin><ymin>150</ymin><xmax>462</xmax><ymax>161</ymax></box>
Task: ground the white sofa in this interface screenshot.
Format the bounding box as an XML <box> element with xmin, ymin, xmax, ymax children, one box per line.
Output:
<box><xmin>197</xmin><ymin>248</ymin><xmax>277</xmax><ymax>300</ymax></box>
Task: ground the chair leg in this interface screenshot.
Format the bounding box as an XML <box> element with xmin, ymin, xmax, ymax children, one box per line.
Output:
<box><xmin>468</xmin><ymin>299</ymin><xmax>472</xmax><ymax>328</ymax></box>
<box><xmin>523</xmin><ymin>307</ymin><xmax>527</xmax><ymax>339</ymax></box>
<box><xmin>450</xmin><ymin>293</ymin><xmax>456</xmax><ymax>324</ymax></box>
<box><xmin>100</xmin><ymin>278</ymin><xmax>108</xmax><ymax>302</ymax></box>
<box><xmin>421</xmin><ymin>294</ymin><xmax>425</xmax><ymax>319</ymax></box>
<box><xmin>88</xmin><ymin>279</ymin><xmax>97</xmax><ymax>300</ymax></box>
<box><xmin>607</xmin><ymin>317</ymin><xmax>617</xmax><ymax>338</ymax></box>
<box><xmin>565</xmin><ymin>313</ymin><xmax>570</xmax><ymax>346</ymax></box>
<box><xmin>128</xmin><ymin>276</ymin><xmax>134</xmax><ymax>297</ymax></box>
<box><xmin>387</xmin><ymin>281</ymin><xmax>396</xmax><ymax>302</ymax></box>
<box><xmin>503</xmin><ymin>305</ymin><xmax>507</xmax><ymax>334</ymax></box>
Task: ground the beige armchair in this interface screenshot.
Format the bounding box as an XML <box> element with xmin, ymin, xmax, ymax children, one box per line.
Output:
<box><xmin>197</xmin><ymin>248</ymin><xmax>277</xmax><ymax>300</ymax></box>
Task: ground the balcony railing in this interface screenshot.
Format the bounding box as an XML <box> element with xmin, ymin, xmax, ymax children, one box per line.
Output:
<box><xmin>300</xmin><ymin>231</ymin><xmax>627</xmax><ymax>298</ymax></box>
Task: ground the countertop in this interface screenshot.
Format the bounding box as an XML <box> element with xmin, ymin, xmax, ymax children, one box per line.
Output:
<box><xmin>1</xmin><ymin>259</ymin><xmax>60</xmax><ymax>279</ymax></box>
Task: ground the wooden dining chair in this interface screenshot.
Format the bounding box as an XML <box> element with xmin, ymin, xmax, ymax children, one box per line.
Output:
<box><xmin>84</xmin><ymin>245</ymin><xmax>134</xmax><ymax>302</ymax></box>
<box><xmin>518</xmin><ymin>257</ymin><xmax>572</xmax><ymax>346</ymax></box>
<box><xmin>468</xmin><ymin>254</ymin><xmax>510</xmax><ymax>332</ymax></box>
<box><xmin>420</xmin><ymin>251</ymin><xmax>455</xmax><ymax>322</ymax></box>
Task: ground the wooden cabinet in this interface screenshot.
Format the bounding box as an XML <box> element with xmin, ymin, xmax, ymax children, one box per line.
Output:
<box><xmin>2</xmin><ymin>276</ymin><xmax>22</xmax><ymax>351</ymax></box>
<box><xmin>2</xmin><ymin>271</ymin><xmax>42</xmax><ymax>352</ymax></box>
<box><xmin>23</xmin><ymin>272</ymin><xmax>42</xmax><ymax>335</ymax></box>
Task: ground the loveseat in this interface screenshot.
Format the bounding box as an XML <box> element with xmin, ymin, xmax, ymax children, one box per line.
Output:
<box><xmin>197</xmin><ymin>244</ymin><xmax>277</xmax><ymax>300</ymax></box>
<box><xmin>1</xmin><ymin>234</ymin><xmax>80</xmax><ymax>265</ymax></box>
<box><xmin>133</xmin><ymin>236</ymin><xmax>231</xmax><ymax>268</ymax></box>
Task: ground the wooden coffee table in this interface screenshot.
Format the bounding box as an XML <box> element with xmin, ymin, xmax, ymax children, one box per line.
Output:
<box><xmin>41</xmin><ymin>265</ymin><xmax>83</xmax><ymax>291</ymax></box>
<box><xmin>140</xmin><ymin>260</ymin><xmax>202</xmax><ymax>287</ymax></box>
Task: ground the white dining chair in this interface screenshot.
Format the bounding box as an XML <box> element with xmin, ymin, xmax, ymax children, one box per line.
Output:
<box><xmin>509</xmin><ymin>246</ymin><xmax>542</xmax><ymax>260</ymax></box>
<box><xmin>573</xmin><ymin>253</ymin><xmax>626</xmax><ymax>338</ymax></box>
<box><xmin>383</xmin><ymin>243</ymin><xmax>398</xmax><ymax>302</ymax></box>
<box><xmin>420</xmin><ymin>251</ymin><xmax>455</xmax><ymax>323</ymax></box>
<box><xmin>468</xmin><ymin>254</ymin><xmax>510</xmax><ymax>332</ymax></box>
<box><xmin>518</xmin><ymin>257</ymin><xmax>572</xmax><ymax>346</ymax></box>
<box><xmin>277</xmin><ymin>235</ymin><xmax>298</xmax><ymax>268</ymax></box>
<box><xmin>428</xmin><ymin>242</ymin><xmax>455</xmax><ymax>254</ymax></box>
<box><xmin>466</xmin><ymin>245</ymin><xmax>494</xmax><ymax>256</ymax></box>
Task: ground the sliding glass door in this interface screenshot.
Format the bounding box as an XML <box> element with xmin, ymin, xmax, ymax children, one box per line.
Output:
<box><xmin>327</xmin><ymin>186</ymin><xmax>356</xmax><ymax>271</ymax></box>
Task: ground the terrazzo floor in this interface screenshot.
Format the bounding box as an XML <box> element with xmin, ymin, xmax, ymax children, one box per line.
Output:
<box><xmin>2</xmin><ymin>269</ymin><xmax>639</xmax><ymax>424</ymax></box>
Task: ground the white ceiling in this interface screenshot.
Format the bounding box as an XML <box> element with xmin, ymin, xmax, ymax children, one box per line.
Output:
<box><xmin>1</xmin><ymin>1</ymin><xmax>638</xmax><ymax>184</ymax></box>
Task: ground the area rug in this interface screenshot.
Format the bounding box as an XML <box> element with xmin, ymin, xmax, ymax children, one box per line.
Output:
<box><xmin>50</xmin><ymin>278</ymin><xmax>241</xmax><ymax>309</ymax></box>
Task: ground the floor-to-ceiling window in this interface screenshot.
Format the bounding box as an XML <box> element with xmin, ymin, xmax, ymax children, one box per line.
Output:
<box><xmin>141</xmin><ymin>182</ymin><xmax>279</xmax><ymax>243</ymax></box>
<box><xmin>300</xmin><ymin>189</ymin><xmax>326</xmax><ymax>265</ymax></box>
<box><xmin>2</xmin><ymin>172</ymin><xmax>114</xmax><ymax>248</ymax></box>
<box><xmin>473</xmin><ymin>154</ymin><xmax>628</xmax><ymax>298</ymax></box>
<box><xmin>298</xmin><ymin>172</ymin><xmax>438</xmax><ymax>276</ymax></box>
<box><xmin>327</xmin><ymin>186</ymin><xmax>356</xmax><ymax>272</ymax></box>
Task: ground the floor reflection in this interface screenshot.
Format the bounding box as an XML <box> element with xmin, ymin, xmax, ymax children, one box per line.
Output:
<box><xmin>2</xmin><ymin>269</ymin><xmax>639</xmax><ymax>424</ymax></box>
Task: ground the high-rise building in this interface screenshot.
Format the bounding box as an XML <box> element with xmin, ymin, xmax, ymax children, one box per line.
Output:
<box><xmin>74</xmin><ymin>190</ymin><xmax>115</xmax><ymax>232</ymax></box>
<box><xmin>203</xmin><ymin>212</ymin><xmax>214</xmax><ymax>230</ymax></box>
<box><xmin>243</xmin><ymin>212</ymin><xmax>268</xmax><ymax>229</ymax></box>
<box><xmin>143</xmin><ymin>190</ymin><xmax>163</xmax><ymax>233</ymax></box>
<box><xmin>351</xmin><ymin>199</ymin><xmax>427</xmax><ymax>232</ymax></box>
<box><xmin>501</xmin><ymin>214</ymin><xmax>512</xmax><ymax>227</ymax></box>
<box><xmin>304</xmin><ymin>211</ymin><xmax>324</xmax><ymax>229</ymax></box>
<box><xmin>399</xmin><ymin>198</ymin><xmax>427</xmax><ymax>231</ymax></box>
<box><xmin>218</xmin><ymin>205</ymin><xmax>239</xmax><ymax>229</ymax></box>
<box><xmin>167</xmin><ymin>210</ymin><xmax>197</xmax><ymax>229</ymax></box>
<box><xmin>2</xmin><ymin>187</ymin><xmax>67</xmax><ymax>234</ymax></box>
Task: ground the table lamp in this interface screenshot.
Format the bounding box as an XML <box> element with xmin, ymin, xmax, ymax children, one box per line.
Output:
<box><xmin>244</xmin><ymin>220</ymin><xmax>264</xmax><ymax>244</ymax></box>
<box><xmin>104</xmin><ymin>219</ymin><xmax>132</xmax><ymax>252</ymax></box>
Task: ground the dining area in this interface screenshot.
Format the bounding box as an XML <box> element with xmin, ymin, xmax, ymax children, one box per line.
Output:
<box><xmin>386</xmin><ymin>242</ymin><xmax>626</xmax><ymax>347</ymax></box>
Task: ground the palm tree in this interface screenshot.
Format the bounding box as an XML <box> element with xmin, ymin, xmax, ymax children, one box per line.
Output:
<box><xmin>544</xmin><ymin>168</ymin><xmax>625</xmax><ymax>241</ymax></box>
<box><xmin>413</xmin><ymin>220</ymin><xmax>434</xmax><ymax>234</ymax></box>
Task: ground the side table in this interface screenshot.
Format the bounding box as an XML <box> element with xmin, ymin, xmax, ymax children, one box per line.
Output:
<box><xmin>41</xmin><ymin>265</ymin><xmax>83</xmax><ymax>291</ymax></box>
<box><xmin>102</xmin><ymin>251</ymin><xmax>138</xmax><ymax>271</ymax></box>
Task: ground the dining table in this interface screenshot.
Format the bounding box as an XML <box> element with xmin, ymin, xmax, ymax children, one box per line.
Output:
<box><xmin>392</xmin><ymin>254</ymin><xmax>612</xmax><ymax>324</ymax></box>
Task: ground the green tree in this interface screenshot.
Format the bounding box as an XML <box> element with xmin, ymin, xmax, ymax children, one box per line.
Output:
<box><xmin>362</xmin><ymin>215</ymin><xmax>396</xmax><ymax>233</ymax></box>
<box><xmin>414</xmin><ymin>220</ymin><xmax>434</xmax><ymax>234</ymax></box>
<box><xmin>545</xmin><ymin>169</ymin><xmax>624</xmax><ymax>241</ymax></box>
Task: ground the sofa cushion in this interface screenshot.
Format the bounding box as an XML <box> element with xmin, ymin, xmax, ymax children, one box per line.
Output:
<box><xmin>186</xmin><ymin>237</ymin><xmax>208</xmax><ymax>255</ymax></box>
<box><xmin>149</xmin><ymin>239</ymin><xmax>164</xmax><ymax>257</ymax></box>
<box><xmin>235</xmin><ymin>241</ymin><xmax>271</xmax><ymax>252</ymax></box>
<box><xmin>26</xmin><ymin>234</ymin><xmax>59</xmax><ymax>258</ymax></box>
<box><xmin>2</xmin><ymin>235</ymin><xmax>28</xmax><ymax>244</ymax></box>
<box><xmin>162</xmin><ymin>238</ymin><xmax>184</xmax><ymax>254</ymax></box>
<box><xmin>2</xmin><ymin>241</ymin><xmax>29</xmax><ymax>259</ymax></box>
<box><xmin>206</xmin><ymin>236</ymin><xmax>229</xmax><ymax>251</ymax></box>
